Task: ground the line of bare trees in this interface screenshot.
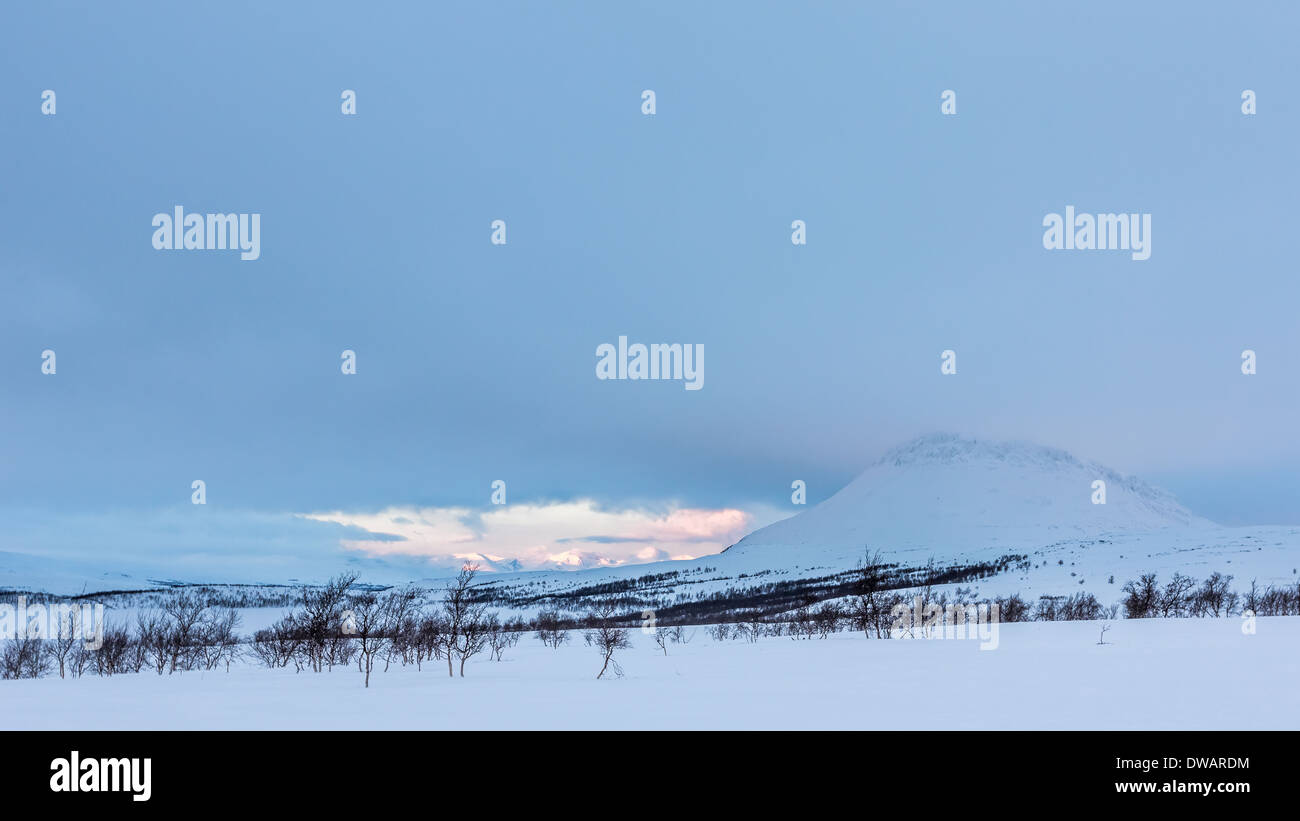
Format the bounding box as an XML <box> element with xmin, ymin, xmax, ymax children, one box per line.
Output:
<box><xmin>248</xmin><ymin>568</ymin><xmax>642</xmax><ymax>683</ymax></box>
<box><xmin>697</xmin><ymin>567</ymin><xmax>1290</xmax><ymax>644</ymax></box>
<box><xmin>249</xmin><ymin>566</ymin><xmax>531</xmax><ymax>685</ymax></box>
<box><xmin>7</xmin><ymin>563</ymin><xmax>1296</xmax><ymax>681</ymax></box>
<box><xmin>1</xmin><ymin>591</ymin><xmax>240</xmax><ymax>680</ymax></box>
<box><xmin>1122</xmin><ymin>572</ymin><xmax>1300</xmax><ymax>619</ymax></box>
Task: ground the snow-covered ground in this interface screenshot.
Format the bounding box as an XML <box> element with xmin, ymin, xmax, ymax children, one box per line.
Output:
<box><xmin>5</xmin><ymin>616</ymin><xmax>1296</xmax><ymax>730</ymax></box>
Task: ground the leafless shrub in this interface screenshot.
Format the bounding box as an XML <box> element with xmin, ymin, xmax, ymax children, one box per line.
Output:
<box><xmin>1192</xmin><ymin>572</ymin><xmax>1234</xmax><ymax>617</ymax></box>
<box><xmin>734</xmin><ymin>613</ymin><xmax>767</xmax><ymax>643</ymax></box>
<box><xmin>534</xmin><ymin>608</ymin><xmax>570</xmax><ymax>649</ymax></box>
<box><xmin>848</xmin><ymin>549</ymin><xmax>893</xmax><ymax>638</ymax></box>
<box><xmin>994</xmin><ymin>593</ymin><xmax>1032</xmax><ymax>623</ymax></box>
<box><xmin>651</xmin><ymin>626</ymin><xmax>671</xmax><ymax>655</ymax></box>
<box><xmin>584</xmin><ymin>601</ymin><xmax>631</xmax><ymax>679</ymax></box>
<box><xmin>1034</xmin><ymin>592</ymin><xmax>1103</xmax><ymax>621</ymax></box>
<box><xmin>136</xmin><ymin>612</ymin><xmax>173</xmax><ymax>675</ymax></box>
<box><xmin>1158</xmin><ymin>573</ymin><xmax>1196</xmax><ymax>618</ymax></box>
<box><xmin>486</xmin><ymin>614</ymin><xmax>523</xmax><ymax>661</ymax></box>
<box><xmin>787</xmin><ymin>606</ymin><xmax>816</xmax><ymax>640</ymax></box>
<box><xmin>1122</xmin><ymin>573</ymin><xmax>1160</xmax><ymax>618</ymax></box>
<box><xmin>299</xmin><ymin>573</ymin><xmax>358</xmax><ymax>673</ymax></box>
<box><xmin>0</xmin><ymin>636</ymin><xmax>51</xmax><ymax>679</ymax></box>
<box><xmin>92</xmin><ymin>625</ymin><xmax>133</xmax><ymax>676</ymax></box>
<box><xmin>380</xmin><ymin>586</ymin><xmax>420</xmax><ymax>672</ymax></box>
<box><xmin>1242</xmin><ymin>579</ymin><xmax>1262</xmax><ymax>616</ymax></box>
<box><xmin>415</xmin><ymin>615</ymin><xmax>446</xmax><ymax>669</ymax></box>
<box><xmin>49</xmin><ymin>609</ymin><xmax>85</xmax><ymax>679</ymax></box>
<box><xmin>441</xmin><ymin>564</ymin><xmax>490</xmax><ymax>677</ymax></box>
<box><xmin>161</xmin><ymin>590</ymin><xmax>210</xmax><ymax>672</ymax></box>
<box><xmin>1247</xmin><ymin>579</ymin><xmax>1299</xmax><ymax>616</ymax></box>
<box><xmin>250</xmin><ymin>615</ymin><xmax>302</xmax><ymax>670</ymax></box>
<box><xmin>195</xmin><ymin>608</ymin><xmax>241</xmax><ymax>671</ymax></box>
<box><xmin>348</xmin><ymin>591</ymin><xmax>389</xmax><ymax>687</ymax></box>
<box><xmin>811</xmin><ymin>601</ymin><xmax>842</xmax><ymax>638</ymax></box>
<box><xmin>70</xmin><ymin>637</ymin><xmax>96</xmax><ymax>678</ymax></box>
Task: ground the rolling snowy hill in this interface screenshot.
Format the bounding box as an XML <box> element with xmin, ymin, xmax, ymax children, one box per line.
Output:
<box><xmin>726</xmin><ymin>433</ymin><xmax>1209</xmax><ymax>566</ymax></box>
<box><xmin>707</xmin><ymin>433</ymin><xmax>1297</xmax><ymax>603</ymax></box>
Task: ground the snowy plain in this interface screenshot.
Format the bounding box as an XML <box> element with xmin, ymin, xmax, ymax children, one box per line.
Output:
<box><xmin>4</xmin><ymin>616</ymin><xmax>1296</xmax><ymax>731</ymax></box>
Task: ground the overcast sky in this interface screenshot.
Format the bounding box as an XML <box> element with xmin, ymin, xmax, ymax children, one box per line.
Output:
<box><xmin>3</xmin><ymin>2</ymin><xmax>1298</xmax><ymax>577</ymax></box>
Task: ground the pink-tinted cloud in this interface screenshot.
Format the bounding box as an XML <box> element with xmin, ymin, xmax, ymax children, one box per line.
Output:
<box><xmin>300</xmin><ymin>500</ymin><xmax>757</xmax><ymax>571</ymax></box>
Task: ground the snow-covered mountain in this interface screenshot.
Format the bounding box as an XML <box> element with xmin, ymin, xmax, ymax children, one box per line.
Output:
<box><xmin>726</xmin><ymin>433</ymin><xmax>1210</xmax><ymax>567</ymax></box>
<box><xmin>687</xmin><ymin>433</ymin><xmax>1298</xmax><ymax>605</ymax></box>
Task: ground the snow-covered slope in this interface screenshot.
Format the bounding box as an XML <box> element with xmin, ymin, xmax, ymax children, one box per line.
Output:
<box><xmin>726</xmin><ymin>433</ymin><xmax>1210</xmax><ymax>565</ymax></box>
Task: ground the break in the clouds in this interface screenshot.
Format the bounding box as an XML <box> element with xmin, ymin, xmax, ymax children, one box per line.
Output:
<box><xmin>301</xmin><ymin>501</ymin><xmax>759</xmax><ymax>571</ymax></box>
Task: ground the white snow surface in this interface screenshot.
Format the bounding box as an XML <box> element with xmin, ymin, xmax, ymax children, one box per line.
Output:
<box><xmin>4</xmin><ymin>617</ymin><xmax>1297</xmax><ymax>730</ymax></box>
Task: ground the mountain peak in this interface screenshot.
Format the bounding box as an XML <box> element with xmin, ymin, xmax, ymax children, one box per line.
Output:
<box><xmin>728</xmin><ymin>434</ymin><xmax>1210</xmax><ymax>563</ymax></box>
<box><xmin>877</xmin><ymin>433</ymin><xmax>1081</xmax><ymax>470</ymax></box>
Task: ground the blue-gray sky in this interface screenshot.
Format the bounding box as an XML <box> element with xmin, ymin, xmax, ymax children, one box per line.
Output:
<box><xmin>2</xmin><ymin>1</ymin><xmax>1298</xmax><ymax>575</ymax></box>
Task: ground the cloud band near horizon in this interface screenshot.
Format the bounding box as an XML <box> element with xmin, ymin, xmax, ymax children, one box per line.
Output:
<box><xmin>300</xmin><ymin>500</ymin><xmax>761</xmax><ymax>571</ymax></box>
